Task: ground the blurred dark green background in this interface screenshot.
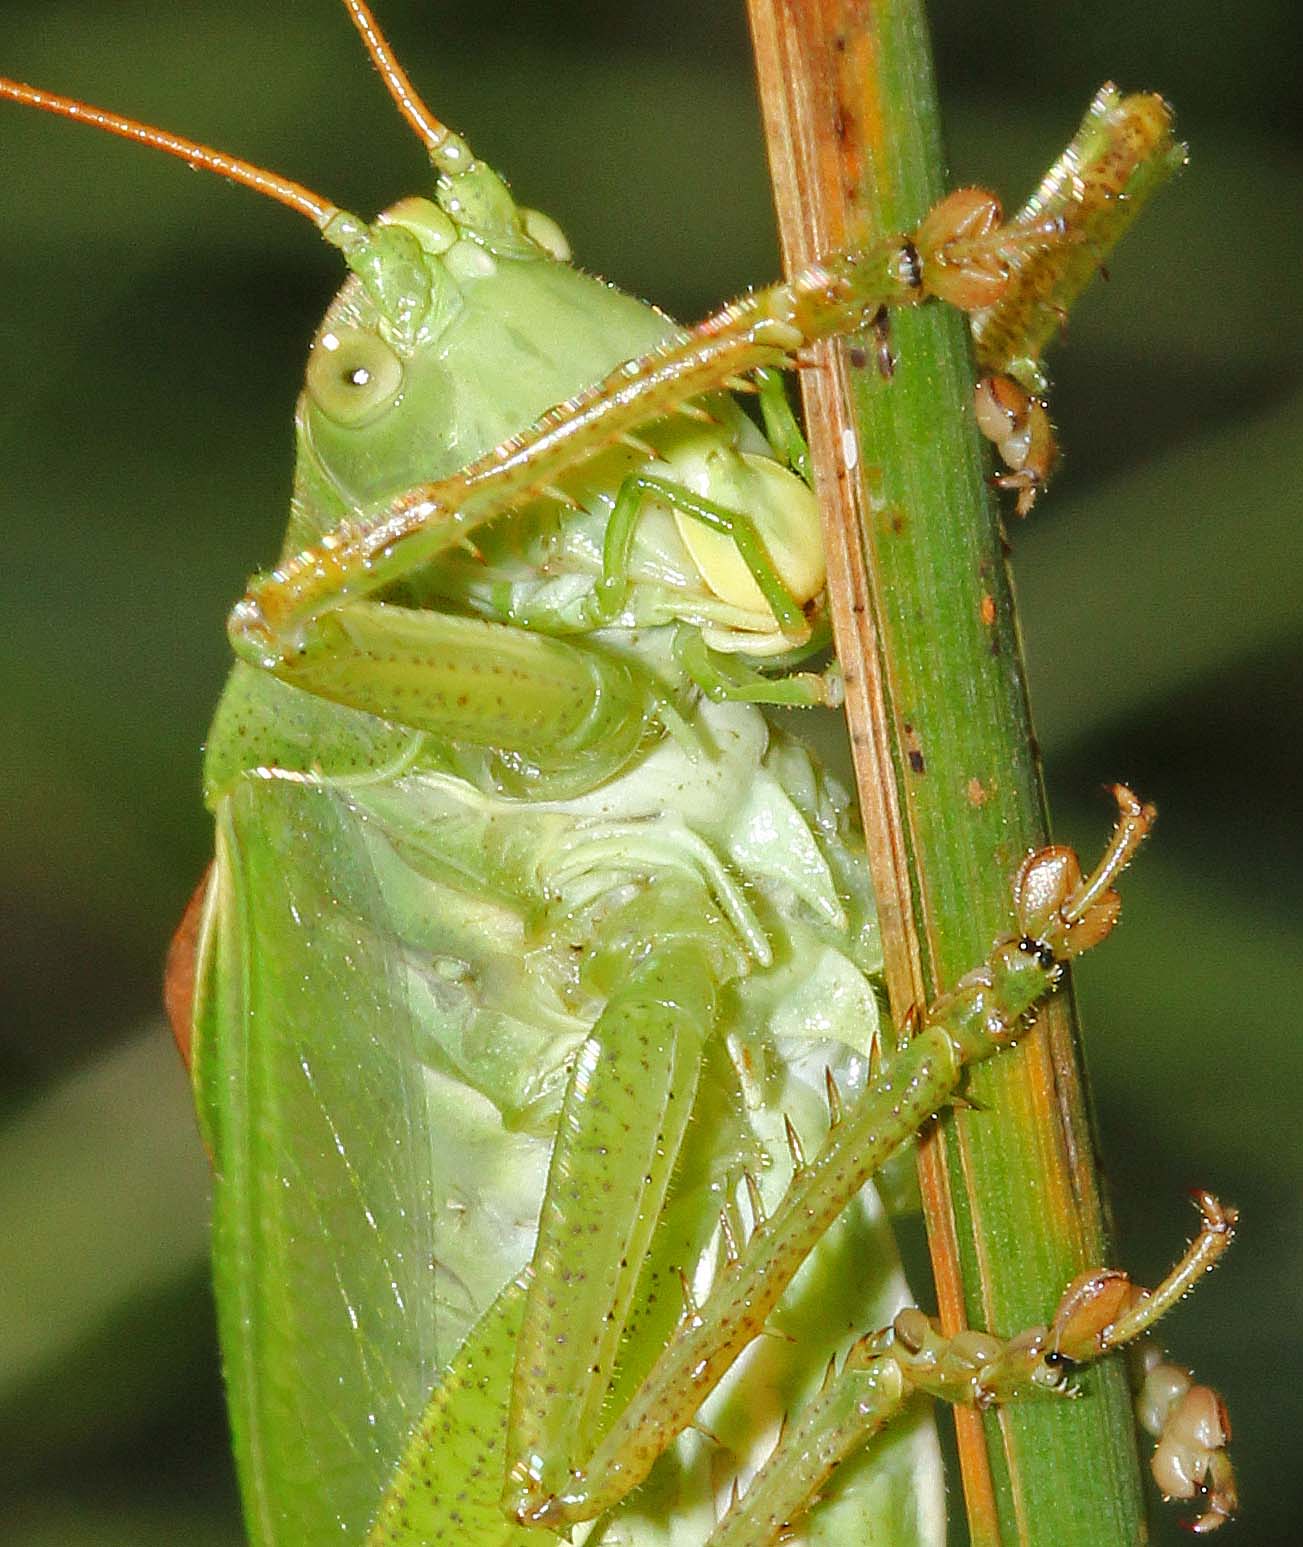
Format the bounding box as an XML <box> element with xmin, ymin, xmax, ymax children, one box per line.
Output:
<box><xmin>1</xmin><ymin>2</ymin><xmax>1298</xmax><ymax>1543</ymax></box>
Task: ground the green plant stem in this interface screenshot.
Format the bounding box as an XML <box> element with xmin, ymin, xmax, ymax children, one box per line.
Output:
<box><xmin>747</xmin><ymin>2</ymin><xmax>1150</xmax><ymax>1542</ymax></box>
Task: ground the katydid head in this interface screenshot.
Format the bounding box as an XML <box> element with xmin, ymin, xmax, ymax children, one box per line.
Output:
<box><xmin>290</xmin><ymin>186</ymin><xmax>585</xmax><ymax>533</ymax></box>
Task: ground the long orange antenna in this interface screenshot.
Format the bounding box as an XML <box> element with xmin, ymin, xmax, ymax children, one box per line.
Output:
<box><xmin>0</xmin><ymin>77</ymin><xmax>339</xmax><ymax>227</ymax></box>
<box><xmin>340</xmin><ymin>0</ymin><xmax>458</xmax><ymax>160</ymax></box>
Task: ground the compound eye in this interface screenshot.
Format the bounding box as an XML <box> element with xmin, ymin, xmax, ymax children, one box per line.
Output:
<box><xmin>306</xmin><ymin>326</ymin><xmax>404</xmax><ymax>427</ymax></box>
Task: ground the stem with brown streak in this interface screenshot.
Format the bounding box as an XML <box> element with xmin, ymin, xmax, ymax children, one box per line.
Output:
<box><xmin>745</xmin><ymin>2</ymin><xmax>1150</xmax><ymax>1542</ymax></box>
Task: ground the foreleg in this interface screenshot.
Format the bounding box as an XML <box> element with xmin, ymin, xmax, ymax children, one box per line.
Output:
<box><xmin>523</xmin><ymin>470</ymin><xmax>815</xmax><ymax>645</ymax></box>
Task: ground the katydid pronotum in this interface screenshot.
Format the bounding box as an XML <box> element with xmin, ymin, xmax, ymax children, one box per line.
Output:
<box><xmin>0</xmin><ymin>3</ymin><xmax>1237</xmax><ymax>1543</ymax></box>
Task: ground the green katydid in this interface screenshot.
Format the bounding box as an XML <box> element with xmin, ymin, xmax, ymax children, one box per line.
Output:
<box><xmin>0</xmin><ymin>3</ymin><xmax>1235</xmax><ymax>1543</ymax></box>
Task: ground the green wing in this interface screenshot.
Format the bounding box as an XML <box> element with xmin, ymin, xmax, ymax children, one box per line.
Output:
<box><xmin>192</xmin><ymin>760</ymin><xmax>586</xmax><ymax>1545</ymax></box>
<box><xmin>194</xmin><ymin>776</ymin><xmax>455</xmax><ymax>1545</ymax></box>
